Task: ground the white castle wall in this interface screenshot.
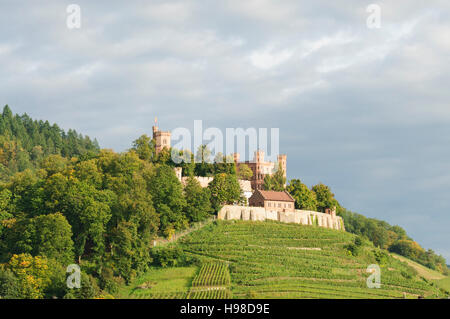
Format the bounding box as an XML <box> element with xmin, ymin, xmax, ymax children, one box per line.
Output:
<box><xmin>217</xmin><ymin>205</ymin><xmax>345</xmax><ymax>231</ymax></box>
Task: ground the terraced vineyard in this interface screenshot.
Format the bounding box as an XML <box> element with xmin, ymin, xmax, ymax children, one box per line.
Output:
<box><xmin>192</xmin><ymin>263</ymin><xmax>231</xmax><ymax>287</ymax></box>
<box><xmin>188</xmin><ymin>288</ymin><xmax>232</xmax><ymax>299</ymax></box>
<box><xmin>123</xmin><ymin>263</ymin><xmax>233</xmax><ymax>299</ymax></box>
<box><xmin>177</xmin><ymin>220</ymin><xmax>448</xmax><ymax>299</ymax></box>
<box><xmin>132</xmin><ymin>292</ymin><xmax>188</xmax><ymax>299</ymax></box>
<box><xmin>188</xmin><ymin>262</ymin><xmax>233</xmax><ymax>298</ymax></box>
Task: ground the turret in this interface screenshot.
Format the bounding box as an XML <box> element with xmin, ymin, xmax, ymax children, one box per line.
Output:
<box><xmin>277</xmin><ymin>154</ymin><xmax>287</xmax><ymax>178</ymax></box>
<box><xmin>152</xmin><ymin>117</ymin><xmax>171</xmax><ymax>154</ymax></box>
<box><xmin>254</xmin><ymin>150</ymin><xmax>264</xmax><ymax>163</ymax></box>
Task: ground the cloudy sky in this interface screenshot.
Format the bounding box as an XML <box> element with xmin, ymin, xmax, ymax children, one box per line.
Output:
<box><xmin>1</xmin><ymin>1</ymin><xmax>450</xmax><ymax>260</ymax></box>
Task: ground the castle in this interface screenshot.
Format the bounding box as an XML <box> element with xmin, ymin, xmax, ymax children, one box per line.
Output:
<box><xmin>218</xmin><ymin>189</ymin><xmax>345</xmax><ymax>231</ymax></box>
<box><xmin>152</xmin><ymin>119</ymin><xmax>287</xmax><ymax>192</ymax></box>
<box><xmin>234</xmin><ymin>150</ymin><xmax>287</xmax><ymax>190</ymax></box>
<box><xmin>151</xmin><ymin>121</ymin><xmax>345</xmax><ymax>231</ymax></box>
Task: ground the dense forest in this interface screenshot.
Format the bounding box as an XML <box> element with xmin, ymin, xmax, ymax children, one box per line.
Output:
<box><xmin>0</xmin><ymin>106</ymin><xmax>447</xmax><ymax>299</ymax></box>
<box><xmin>0</xmin><ymin>105</ymin><xmax>99</xmax><ymax>180</ymax></box>
<box><xmin>0</xmin><ymin>106</ymin><xmax>244</xmax><ymax>298</ymax></box>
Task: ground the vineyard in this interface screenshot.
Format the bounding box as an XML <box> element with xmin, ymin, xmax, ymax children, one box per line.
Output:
<box><xmin>188</xmin><ymin>262</ymin><xmax>232</xmax><ymax>298</ymax></box>
<box><xmin>122</xmin><ymin>220</ymin><xmax>448</xmax><ymax>299</ymax></box>
<box><xmin>192</xmin><ymin>263</ymin><xmax>231</xmax><ymax>287</ymax></box>
<box><xmin>123</xmin><ymin>262</ymin><xmax>233</xmax><ymax>299</ymax></box>
<box><xmin>177</xmin><ymin>220</ymin><xmax>449</xmax><ymax>299</ymax></box>
<box><xmin>188</xmin><ymin>288</ymin><xmax>232</xmax><ymax>299</ymax></box>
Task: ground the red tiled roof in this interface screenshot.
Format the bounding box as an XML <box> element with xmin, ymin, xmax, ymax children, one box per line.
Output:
<box><xmin>257</xmin><ymin>190</ymin><xmax>294</xmax><ymax>202</ymax></box>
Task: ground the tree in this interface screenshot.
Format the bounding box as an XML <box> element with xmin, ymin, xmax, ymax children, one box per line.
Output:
<box><xmin>237</xmin><ymin>164</ymin><xmax>253</xmax><ymax>181</ymax></box>
<box><xmin>62</xmin><ymin>181</ymin><xmax>114</xmax><ymax>263</ymax></box>
<box><xmin>287</xmin><ymin>179</ymin><xmax>317</xmax><ymax>210</ymax></box>
<box><xmin>74</xmin><ymin>159</ymin><xmax>102</xmax><ymax>188</ymax></box>
<box><xmin>110</xmin><ymin>220</ymin><xmax>138</xmax><ymax>283</ymax></box>
<box><xmin>40</xmin><ymin>154</ymin><xmax>68</xmax><ymax>177</ymax></box>
<box><xmin>179</xmin><ymin>150</ymin><xmax>195</xmax><ymax>177</ymax></box>
<box><xmin>91</xmin><ymin>150</ymin><xmax>158</xmax><ymax>280</ymax></box>
<box><xmin>3</xmin><ymin>253</ymin><xmax>52</xmax><ymax>299</ymax></box>
<box><xmin>184</xmin><ymin>176</ymin><xmax>212</xmax><ymax>222</ymax></box>
<box><xmin>8</xmin><ymin>169</ymin><xmax>43</xmax><ymax>218</ymax></box>
<box><xmin>2</xmin><ymin>105</ymin><xmax>13</xmax><ymax>119</ymax></box>
<box><xmin>0</xmin><ymin>268</ymin><xmax>21</xmax><ymax>298</ymax></box>
<box><xmin>365</xmin><ymin>219</ymin><xmax>388</xmax><ymax>248</ymax></box>
<box><xmin>263</xmin><ymin>163</ymin><xmax>286</xmax><ymax>191</ymax></box>
<box><xmin>42</xmin><ymin>172</ymin><xmax>69</xmax><ymax>212</ymax></box>
<box><xmin>0</xmin><ymin>105</ymin><xmax>99</xmax><ymax>180</ymax></box>
<box><xmin>389</xmin><ymin>239</ymin><xmax>425</xmax><ymax>260</ymax></box>
<box><xmin>213</xmin><ymin>152</ymin><xmax>226</xmax><ymax>164</ymax></box>
<box><xmin>263</xmin><ymin>175</ymin><xmax>274</xmax><ymax>191</ymax></box>
<box><xmin>31</xmin><ymin>213</ymin><xmax>74</xmax><ymax>265</ymax></box>
<box><xmin>208</xmin><ymin>173</ymin><xmax>243</xmax><ymax>211</ymax></box>
<box><xmin>272</xmin><ymin>163</ymin><xmax>286</xmax><ymax>190</ymax></box>
<box><xmin>156</xmin><ymin>147</ymin><xmax>171</xmax><ymax>164</ymax></box>
<box><xmin>132</xmin><ymin>134</ymin><xmax>155</xmax><ymax>162</ymax></box>
<box><xmin>312</xmin><ymin>183</ymin><xmax>338</xmax><ymax>213</ymax></box>
<box><xmin>195</xmin><ymin>144</ymin><xmax>212</xmax><ymax>164</ymax></box>
<box><xmin>149</xmin><ymin>165</ymin><xmax>188</xmax><ymax>234</ymax></box>
<box><xmin>2</xmin><ymin>213</ymin><xmax>74</xmax><ymax>265</ymax></box>
<box><xmin>194</xmin><ymin>145</ymin><xmax>215</xmax><ymax>176</ymax></box>
<box><xmin>0</xmin><ymin>189</ymin><xmax>13</xmax><ymax>237</ymax></box>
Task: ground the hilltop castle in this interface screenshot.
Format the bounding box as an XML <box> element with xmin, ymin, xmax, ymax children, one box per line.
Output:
<box><xmin>150</xmin><ymin>121</ymin><xmax>344</xmax><ymax>231</ymax></box>
<box><xmin>152</xmin><ymin>120</ymin><xmax>287</xmax><ymax>192</ymax></box>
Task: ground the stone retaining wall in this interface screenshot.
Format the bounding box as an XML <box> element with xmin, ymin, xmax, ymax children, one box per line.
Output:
<box><xmin>217</xmin><ymin>205</ymin><xmax>345</xmax><ymax>231</ymax></box>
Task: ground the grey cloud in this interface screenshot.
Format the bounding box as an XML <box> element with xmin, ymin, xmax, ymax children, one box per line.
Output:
<box><xmin>1</xmin><ymin>0</ymin><xmax>449</xmax><ymax>259</ymax></box>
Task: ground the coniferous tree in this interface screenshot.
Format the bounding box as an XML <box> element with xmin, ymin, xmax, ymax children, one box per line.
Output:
<box><xmin>0</xmin><ymin>105</ymin><xmax>99</xmax><ymax>179</ymax></box>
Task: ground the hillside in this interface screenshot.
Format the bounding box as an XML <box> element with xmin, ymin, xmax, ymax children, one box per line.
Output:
<box><xmin>0</xmin><ymin>105</ymin><xmax>99</xmax><ymax>180</ymax></box>
<box><xmin>121</xmin><ymin>220</ymin><xmax>449</xmax><ymax>299</ymax></box>
<box><xmin>0</xmin><ymin>107</ymin><xmax>447</xmax><ymax>299</ymax></box>
<box><xmin>391</xmin><ymin>253</ymin><xmax>445</xmax><ymax>280</ymax></box>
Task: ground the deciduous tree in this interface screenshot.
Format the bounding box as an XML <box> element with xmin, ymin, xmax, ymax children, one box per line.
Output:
<box><xmin>287</xmin><ymin>179</ymin><xmax>317</xmax><ymax>210</ymax></box>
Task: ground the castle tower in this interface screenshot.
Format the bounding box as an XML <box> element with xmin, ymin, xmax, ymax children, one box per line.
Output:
<box><xmin>277</xmin><ymin>154</ymin><xmax>287</xmax><ymax>179</ymax></box>
<box><xmin>152</xmin><ymin>117</ymin><xmax>171</xmax><ymax>154</ymax></box>
<box><xmin>254</xmin><ymin>150</ymin><xmax>264</xmax><ymax>163</ymax></box>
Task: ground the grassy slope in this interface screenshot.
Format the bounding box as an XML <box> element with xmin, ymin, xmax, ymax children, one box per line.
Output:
<box><xmin>177</xmin><ymin>220</ymin><xmax>447</xmax><ymax>299</ymax></box>
<box><xmin>391</xmin><ymin>253</ymin><xmax>445</xmax><ymax>280</ymax></box>
<box><xmin>121</xmin><ymin>220</ymin><xmax>448</xmax><ymax>299</ymax></box>
<box><xmin>435</xmin><ymin>277</ymin><xmax>450</xmax><ymax>292</ymax></box>
<box><xmin>117</xmin><ymin>266</ymin><xmax>197</xmax><ymax>299</ymax></box>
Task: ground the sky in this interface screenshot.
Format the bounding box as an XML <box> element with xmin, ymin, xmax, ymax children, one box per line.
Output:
<box><xmin>1</xmin><ymin>1</ymin><xmax>450</xmax><ymax>261</ymax></box>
